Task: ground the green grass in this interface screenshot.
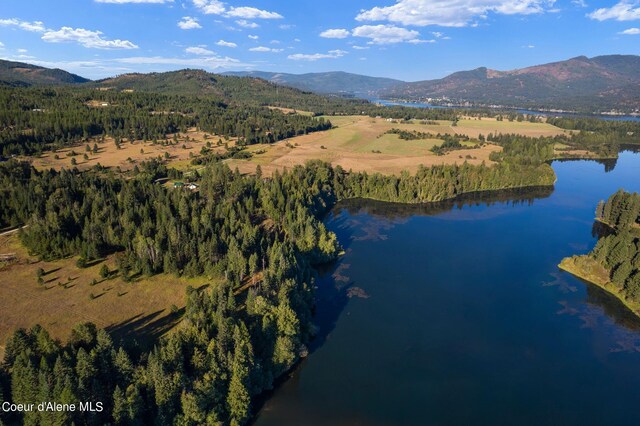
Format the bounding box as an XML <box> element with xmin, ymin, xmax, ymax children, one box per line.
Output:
<box><xmin>559</xmin><ymin>255</ymin><xmax>640</xmax><ymax>318</ymax></box>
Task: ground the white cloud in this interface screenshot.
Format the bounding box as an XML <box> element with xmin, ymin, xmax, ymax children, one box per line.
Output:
<box><xmin>288</xmin><ymin>49</ymin><xmax>347</xmax><ymax>61</ymax></box>
<box><xmin>572</xmin><ymin>0</ymin><xmax>587</xmax><ymax>7</ymax></box>
<box><xmin>588</xmin><ymin>1</ymin><xmax>640</xmax><ymax>21</ymax></box>
<box><xmin>236</xmin><ymin>20</ymin><xmax>259</xmax><ymax>28</ymax></box>
<box><xmin>620</xmin><ymin>27</ymin><xmax>640</xmax><ymax>34</ymax></box>
<box><xmin>352</xmin><ymin>45</ymin><xmax>370</xmax><ymax>50</ymax></box>
<box><xmin>227</xmin><ymin>7</ymin><xmax>282</xmax><ymax>19</ymax></box>
<box><xmin>216</xmin><ymin>39</ymin><xmax>237</xmax><ymax>47</ymax></box>
<box><xmin>0</xmin><ymin>18</ymin><xmax>46</xmax><ymax>32</ymax></box>
<box><xmin>178</xmin><ymin>16</ymin><xmax>202</xmax><ymax>29</ymax></box>
<box><xmin>193</xmin><ymin>0</ymin><xmax>282</xmax><ymax>19</ymax></box>
<box><xmin>320</xmin><ymin>28</ymin><xmax>350</xmax><ymax>38</ymax></box>
<box><xmin>42</xmin><ymin>27</ymin><xmax>138</xmax><ymax>49</ymax></box>
<box><xmin>352</xmin><ymin>24</ymin><xmax>424</xmax><ymax>44</ymax></box>
<box><xmin>17</xmin><ymin>48</ymin><xmax>28</xmax><ymax>53</ymax></box>
<box><xmin>186</xmin><ymin>46</ymin><xmax>214</xmax><ymax>55</ymax></box>
<box><xmin>95</xmin><ymin>0</ymin><xmax>174</xmax><ymax>3</ymax></box>
<box><xmin>248</xmin><ymin>34</ymin><xmax>259</xmax><ymax>39</ymax></box>
<box><xmin>523</xmin><ymin>44</ymin><xmax>536</xmax><ymax>47</ymax></box>
<box><xmin>0</xmin><ymin>42</ymin><xmax>4</xmax><ymax>48</ymax></box>
<box><xmin>115</xmin><ymin>55</ymin><xmax>243</xmax><ymax>69</ymax></box>
<box><xmin>279</xmin><ymin>24</ymin><xmax>294</xmax><ymax>29</ymax></box>
<box><xmin>356</xmin><ymin>0</ymin><xmax>557</xmax><ymax>27</ymax></box>
<box><xmin>408</xmin><ymin>38</ymin><xmax>435</xmax><ymax>43</ymax></box>
<box><xmin>193</xmin><ymin>0</ymin><xmax>225</xmax><ymax>14</ymax></box>
<box><xmin>249</xmin><ymin>46</ymin><xmax>283</xmax><ymax>52</ymax></box>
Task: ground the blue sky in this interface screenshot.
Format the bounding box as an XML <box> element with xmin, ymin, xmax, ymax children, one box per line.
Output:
<box><xmin>1</xmin><ymin>0</ymin><xmax>639</xmax><ymax>81</ymax></box>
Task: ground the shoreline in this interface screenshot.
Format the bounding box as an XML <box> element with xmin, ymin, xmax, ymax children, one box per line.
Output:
<box><xmin>558</xmin><ymin>256</ymin><xmax>640</xmax><ymax>319</ymax></box>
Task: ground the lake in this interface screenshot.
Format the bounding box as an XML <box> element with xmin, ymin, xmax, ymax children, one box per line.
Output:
<box><xmin>371</xmin><ymin>99</ymin><xmax>640</xmax><ymax>122</ymax></box>
<box><xmin>254</xmin><ymin>151</ymin><xmax>640</xmax><ymax>426</ymax></box>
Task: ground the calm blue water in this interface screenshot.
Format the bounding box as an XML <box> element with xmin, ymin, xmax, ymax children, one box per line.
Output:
<box><xmin>254</xmin><ymin>151</ymin><xmax>640</xmax><ymax>426</ymax></box>
<box><xmin>371</xmin><ymin>99</ymin><xmax>640</xmax><ymax>122</ymax></box>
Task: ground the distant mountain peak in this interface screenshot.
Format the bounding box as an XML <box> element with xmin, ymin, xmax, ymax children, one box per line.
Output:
<box><xmin>222</xmin><ymin>70</ymin><xmax>404</xmax><ymax>95</ymax></box>
<box><xmin>381</xmin><ymin>54</ymin><xmax>640</xmax><ymax>112</ymax></box>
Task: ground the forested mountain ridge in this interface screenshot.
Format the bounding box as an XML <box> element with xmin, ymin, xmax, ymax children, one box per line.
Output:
<box><xmin>0</xmin><ymin>59</ymin><xmax>90</xmax><ymax>87</ymax></box>
<box><xmin>223</xmin><ymin>70</ymin><xmax>403</xmax><ymax>96</ymax></box>
<box><xmin>381</xmin><ymin>55</ymin><xmax>640</xmax><ymax>112</ymax></box>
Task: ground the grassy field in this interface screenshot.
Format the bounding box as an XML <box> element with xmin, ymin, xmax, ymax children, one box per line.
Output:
<box><xmin>226</xmin><ymin>115</ymin><xmax>566</xmax><ymax>176</ymax></box>
<box><xmin>25</xmin><ymin>128</ymin><xmax>227</xmax><ymax>173</ymax></box>
<box><xmin>22</xmin><ymin>115</ymin><xmax>566</xmax><ymax>177</ymax></box>
<box><xmin>0</xmin><ymin>232</ymin><xmax>214</xmax><ymax>357</ymax></box>
<box><xmin>453</xmin><ymin>117</ymin><xmax>565</xmax><ymax>138</ymax></box>
<box><xmin>559</xmin><ymin>255</ymin><xmax>640</xmax><ymax>319</ymax></box>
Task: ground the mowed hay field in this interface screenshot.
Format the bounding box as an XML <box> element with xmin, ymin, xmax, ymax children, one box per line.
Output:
<box><xmin>26</xmin><ymin>128</ymin><xmax>227</xmax><ymax>173</ymax></box>
<box><xmin>0</xmin><ymin>232</ymin><xmax>211</xmax><ymax>357</ymax></box>
<box><xmin>227</xmin><ymin>115</ymin><xmax>567</xmax><ymax>176</ymax></box>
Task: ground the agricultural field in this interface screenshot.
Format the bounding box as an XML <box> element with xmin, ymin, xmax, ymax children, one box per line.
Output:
<box><xmin>0</xmin><ymin>231</ymin><xmax>212</xmax><ymax>358</ymax></box>
<box><xmin>226</xmin><ymin>115</ymin><xmax>566</xmax><ymax>176</ymax></box>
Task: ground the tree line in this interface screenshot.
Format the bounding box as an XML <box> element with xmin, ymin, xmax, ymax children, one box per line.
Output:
<box><xmin>587</xmin><ymin>190</ymin><xmax>640</xmax><ymax>299</ymax></box>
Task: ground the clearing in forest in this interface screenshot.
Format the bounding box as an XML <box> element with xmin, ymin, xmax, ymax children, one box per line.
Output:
<box><xmin>0</xmin><ymin>232</ymin><xmax>212</xmax><ymax>357</ymax></box>
<box><xmin>226</xmin><ymin>115</ymin><xmax>565</xmax><ymax>176</ymax></box>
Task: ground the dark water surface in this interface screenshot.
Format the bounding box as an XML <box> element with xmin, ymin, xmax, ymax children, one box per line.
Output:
<box><xmin>255</xmin><ymin>152</ymin><xmax>640</xmax><ymax>426</ymax></box>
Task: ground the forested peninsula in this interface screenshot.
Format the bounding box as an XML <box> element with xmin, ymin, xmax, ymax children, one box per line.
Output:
<box><xmin>560</xmin><ymin>190</ymin><xmax>640</xmax><ymax>317</ymax></box>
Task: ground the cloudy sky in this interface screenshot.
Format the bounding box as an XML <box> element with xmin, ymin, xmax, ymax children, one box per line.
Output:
<box><xmin>1</xmin><ymin>0</ymin><xmax>639</xmax><ymax>81</ymax></box>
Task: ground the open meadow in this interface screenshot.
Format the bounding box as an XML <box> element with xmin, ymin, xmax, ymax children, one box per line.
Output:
<box><xmin>0</xmin><ymin>231</ymin><xmax>213</xmax><ymax>358</ymax></box>
<box><xmin>25</xmin><ymin>128</ymin><xmax>227</xmax><ymax>173</ymax></box>
<box><xmin>22</xmin><ymin>115</ymin><xmax>568</xmax><ymax>177</ymax></box>
<box><xmin>226</xmin><ymin>115</ymin><xmax>566</xmax><ymax>176</ymax></box>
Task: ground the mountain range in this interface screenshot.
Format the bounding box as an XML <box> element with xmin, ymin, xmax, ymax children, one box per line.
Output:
<box><xmin>1</xmin><ymin>54</ymin><xmax>638</xmax><ymax>112</ymax></box>
<box><xmin>222</xmin><ymin>70</ymin><xmax>402</xmax><ymax>96</ymax></box>
<box><xmin>381</xmin><ymin>55</ymin><xmax>640</xmax><ymax>112</ymax></box>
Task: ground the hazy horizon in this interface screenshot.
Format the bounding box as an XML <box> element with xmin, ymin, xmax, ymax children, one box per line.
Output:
<box><xmin>1</xmin><ymin>1</ymin><xmax>639</xmax><ymax>81</ymax></box>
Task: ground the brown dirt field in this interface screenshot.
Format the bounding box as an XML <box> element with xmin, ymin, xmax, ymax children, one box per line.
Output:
<box><xmin>0</xmin><ymin>233</ymin><xmax>212</xmax><ymax>356</ymax></box>
<box><xmin>226</xmin><ymin>115</ymin><xmax>509</xmax><ymax>176</ymax></box>
<box><xmin>267</xmin><ymin>106</ymin><xmax>314</xmax><ymax>116</ymax></box>
<box><xmin>25</xmin><ymin>128</ymin><xmax>229</xmax><ymax>173</ymax></box>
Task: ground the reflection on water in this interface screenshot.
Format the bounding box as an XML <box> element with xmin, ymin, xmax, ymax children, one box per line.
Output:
<box><xmin>337</xmin><ymin>186</ymin><xmax>554</xmax><ymax>221</ymax></box>
<box><xmin>254</xmin><ymin>152</ymin><xmax>640</xmax><ymax>426</ymax></box>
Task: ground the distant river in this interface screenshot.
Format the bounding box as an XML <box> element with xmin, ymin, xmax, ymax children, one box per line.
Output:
<box><xmin>371</xmin><ymin>99</ymin><xmax>640</xmax><ymax>122</ymax></box>
<box><xmin>254</xmin><ymin>151</ymin><xmax>640</xmax><ymax>425</ymax></box>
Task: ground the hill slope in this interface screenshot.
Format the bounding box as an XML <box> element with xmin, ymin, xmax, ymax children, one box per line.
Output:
<box><xmin>91</xmin><ymin>69</ymin><xmax>373</xmax><ymax>112</ymax></box>
<box><xmin>382</xmin><ymin>55</ymin><xmax>640</xmax><ymax>112</ymax></box>
<box><xmin>0</xmin><ymin>59</ymin><xmax>90</xmax><ymax>86</ymax></box>
<box><xmin>223</xmin><ymin>70</ymin><xmax>403</xmax><ymax>96</ymax></box>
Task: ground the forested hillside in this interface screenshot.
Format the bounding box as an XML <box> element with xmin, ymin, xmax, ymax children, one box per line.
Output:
<box><xmin>0</xmin><ymin>86</ymin><xmax>332</xmax><ymax>156</ymax></box>
<box><xmin>0</xmin><ymin>59</ymin><xmax>89</xmax><ymax>87</ymax></box>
